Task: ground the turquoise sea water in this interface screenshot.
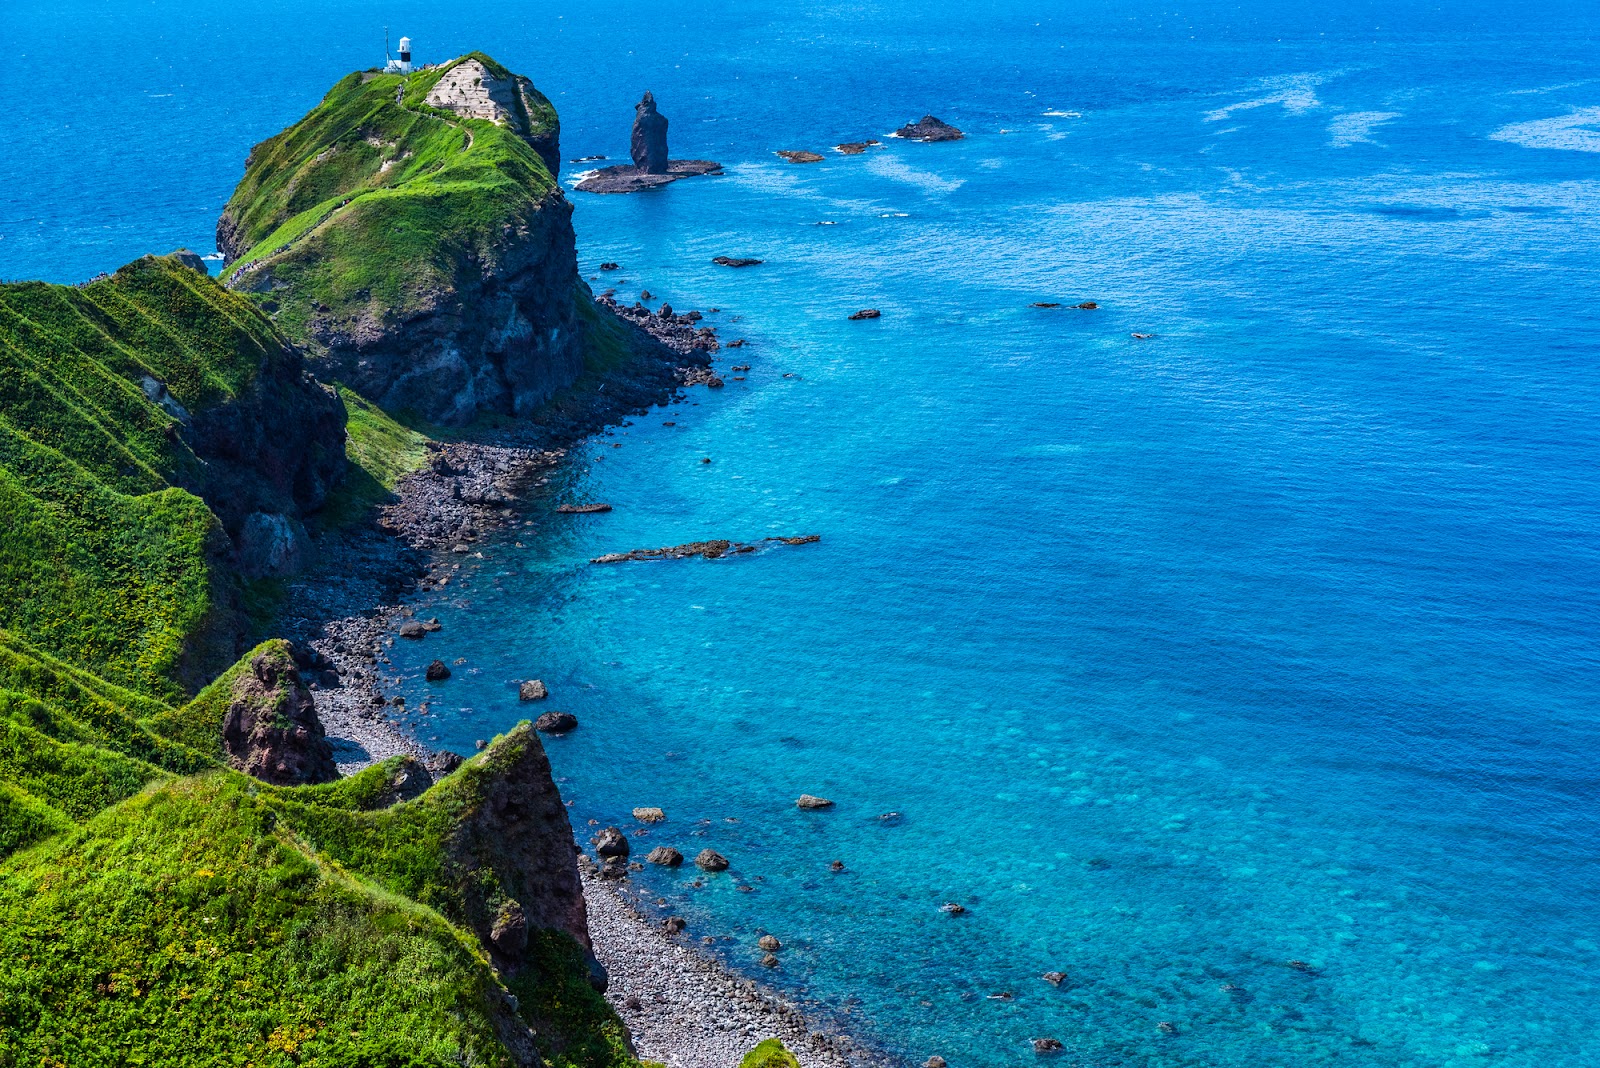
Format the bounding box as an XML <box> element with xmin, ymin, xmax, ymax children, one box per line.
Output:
<box><xmin>5</xmin><ymin>2</ymin><xmax>1600</xmax><ymax>1065</ymax></box>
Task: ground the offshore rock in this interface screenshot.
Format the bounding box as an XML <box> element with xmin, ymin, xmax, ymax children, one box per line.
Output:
<box><xmin>594</xmin><ymin>825</ymin><xmax>630</xmax><ymax>858</ymax></box>
<box><xmin>519</xmin><ymin>679</ymin><xmax>549</xmax><ymax>700</ymax></box>
<box><xmin>695</xmin><ymin>848</ymin><xmax>730</xmax><ymax>872</ymax></box>
<box><xmin>534</xmin><ymin>710</ymin><xmax>578</xmax><ymax>734</ymax></box>
<box><xmin>590</xmin><ymin>534</ymin><xmax>820</xmax><ymax>564</ymax></box>
<box><xmin>222</xmin><ymin>645</ymin><xmax>338</xmax><ymax>785</ymax></box>
<box><xmin>646</xmin><ymin>846</ymin><xmax>684</xmax><ymax>867</ymax></box>
<box><xmin>631</xmin><ymin>91</ymin><xmax>670</xmax><ymax>174</ymax></box>
<box><xmin>576</xmin><ymin>91</ymin><xmax>724</xmax><ymax>193</ymax></box>
<box><xmin>426</xmin><ymin>659</ymin><xmax>452</xmax><ymax>681</ymax></box>
<box><xmin>894</xmin><ymin>115</ymin><xmax>965</xmax><ymax>141</ymax></box>
<box><xmin>796</xmin><ymin>794</ymin><xmax>835</xmax><ymax>809</ymax></box>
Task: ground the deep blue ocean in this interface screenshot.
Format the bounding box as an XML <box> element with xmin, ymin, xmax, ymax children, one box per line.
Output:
<box><xmin>5</xmin><ymin>2</ymin><xmax>1599</xmax><ymax>1065</ymax></box>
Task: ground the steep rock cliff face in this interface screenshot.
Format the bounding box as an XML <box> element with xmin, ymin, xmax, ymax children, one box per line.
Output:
<box><xmin>218</xmin><ymin>53</ymin><xmax>604</xmax><ymax>426</ymax></box>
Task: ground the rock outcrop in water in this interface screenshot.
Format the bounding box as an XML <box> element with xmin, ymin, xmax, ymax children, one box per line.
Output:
<box><xmin>893</xmin><ymin>115</ymin><xmax>965</xmax><ymax>141</ymax></box>
<box><xmin>576</xmin><ymin>92</ymin><xmax>724</xmax><ymax>194</ymax></box>
<box><xmin>631</xmin><ymin>90</ymin><xmax>670</xmax><ymax>173</ymax></box>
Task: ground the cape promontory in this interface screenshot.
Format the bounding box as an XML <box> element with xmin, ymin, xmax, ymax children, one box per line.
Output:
<box><xmin>218</xmin><ymin>53</ymin><xmax>637</xmax><ymax>425</ymax></box>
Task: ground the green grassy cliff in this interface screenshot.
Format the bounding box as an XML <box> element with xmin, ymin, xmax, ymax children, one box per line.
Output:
<box><xmin>0</xmin><ymin>57</ymin><xmax>664</xmax><ymax>1068</ymax></box>
<box><xmin>220</xmin><ymin>54</ymin><xmax>601</xmax><ymax>425</ymax></box>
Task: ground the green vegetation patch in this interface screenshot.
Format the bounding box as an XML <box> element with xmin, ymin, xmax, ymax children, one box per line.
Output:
<box><xmin>0</xmin><ymin>774</ymin><xmax>522</xmax><ymax>1068</ymax></box>
<box><xmin>740</xmin><ymin>1039</ymin><xmax>802</xmax><ymax>1068</ymax></box>
<box><xmin>0</xmin><ymin>256</ymin><xmax>316</xmax><ymax>697</ymax></box>
<box><xmin>224</xmin><ymin>55</ymin><xmax>562</xmax><ymax>343</ymax></box>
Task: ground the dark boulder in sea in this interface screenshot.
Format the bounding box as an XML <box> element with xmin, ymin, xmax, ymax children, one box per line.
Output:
<box><xmin>895</xmin><ymin>115</ymin><xmax>965</xmax><ymax>141</ymax></box>
<box><xmin>399</xmin><ymin>620</ymin><xmax>427</xmax><ymax>639</ymax></box>
<box><xmin>758</xmin><ymin>935</ymin><xmax>782</xmax><ymax>951</ymax></box>
<box><xmin>1032</xmin><ymin>1039</ymin><xmax>1063</xmax><ymax>1054</ymax></box>
<box><xmin>647</xmin><ymin>846</ymin><xmax>684</xmax><ymax>867</ymax></box>
<box><xmin>836</xmin><ymin>140</ymin><xmax>882</xmax><ymax>154</ymax></box>
<box><xmin>849</xmin><ymin>308</ymin><xmax>882</xmax><ymax>320</ymax></box>
<box><xmin>535</xmin><ymin>711</ymin><xmax>579</xmax><ymax>734</ymax></box>
<box><xmin>593</xmin><ymin>825</ymin><xmax>630</xmax><ymax>858</ymax></box>
<box><xmin>425</xmin><ymin>659</ymin><xmax>452</xmax><ymax>681</ymax></box>
<box><xmin>631</xmin><ymin>90</ymin><xmax>670</xmax><ymax>174</ymax></box>
<box><xmin>632</xmin><ymin>806</ymin><xmax>667</xmax><ymax>823</ymax></box>
<box><xmin>663</xmin><ymin>915</ymin><xmax>688</xmax><ymax>933</ymax></box>
<box><xmin>519</xmin><ymin>679</ymin><xmax>549</xmax><ymax>700</ymax></box>
<box><xmin>695</xmin><ymin>848</ymin><xmax>730</xmax><ymax>872</ymax></box>
<box><xmin>925</xmin><ymin>1058</ymin><xmax>948</xmax><ymax>1068</ymax></box>
<box><xmin>713</xmin><ymin>256</ymin><xmax>764</xmax><ymax>267</ymax></box>
<box><xmin>776</xmin><ymin>150</ymin><xmax>825</xmax><ymax>163</ymax></box>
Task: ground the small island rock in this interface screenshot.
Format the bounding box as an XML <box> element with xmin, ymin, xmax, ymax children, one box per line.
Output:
<box><xmin>776</xmin><ymin>150</ymin><xmax>825</xmax><ymax>163</ymax></box>
<box><xmin>593</xmin><ymin>826</ymin><xmax>630</xmax><ymax>858</ymax></box>
<box><xmin>519</xmin><ymin>679</ymin><xmax>549</xmax><ymax>701</ymax></box>
<box><xmin>646</xmin><ymin>846</ymin><xmax>684</xmax><ymax>867</ymax></box>
<box><xmin>758</xmin><ymin>935</ymin><xmax>782</xmax><ymax>951</ymax></box>
<box><xmin>1032</xmin><ymin>1039</ymin><xmax>1063</xmax><ymax>1054</ymax></box>
<box><xmin>631</xmin><ymin>91</ymin><xmax>670</xmax><ymax>174</ymax></box>
<box><xmin>796</xmin><ymin>794</ymin><xmax>835</xmax><ymax>809</ymax></box>
<box><xmin>425</xmin><ymin>659</ymin><xmax>451</xmax><ymax>681</ymax></box>
<box><xmin>535</xmin><ymin>711</ymin><xmax>578</xmax><ymax>734</ymax></box>
<box><xmin>399</xmin><ymin>620</ymin><xmax>427</xmax><ymax>639</ymax></box>
<box><xmin>848</xmin><ymin>309</ymin><xmax>881</xmax><ymax>321</ymax></box>
<box><xmin>894</xmin><ymin>115</ymin><xmax>965</xmax><ymax>142</ymax></box>
<box><xmin>695</xmin><ymin>848</ymin><xmax>730</xmax><ymax>872</ymax></box>
<box><xmin>632</xmin><ymin>806</ymin><xmax>667</xmax><ymax>823</ymax></box>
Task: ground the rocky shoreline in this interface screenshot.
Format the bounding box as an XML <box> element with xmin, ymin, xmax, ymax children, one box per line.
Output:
<box><xmin>584</xmin><ymin>873</ymin><xmax>887</xmax><ymax>1068</ymax></box>
<box><xmin>278</xmin><ymin>296</ymin><xmax>897</xmax><ymax>1068</ymax></box>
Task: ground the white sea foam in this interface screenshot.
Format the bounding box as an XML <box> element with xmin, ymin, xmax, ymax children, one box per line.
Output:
<box><xmin>1490</xmin><ymin>107</ymin><xmax>1600</xmax><ymax>152</ymax></box>
<box><xmin>865</xmin><ymin>155</ymin><xmax>965</xmax><ymax>194</ymax></box>
<box><xmin>1041</xmin><ymin>110</ymin><xmax>1080</xmax><ymax>118</ymax></box>
<box><xmin>1205</xmin><ymin>72</ymin><xmax>1327</xmax><ymax>122</ymax></box>
<box><xmin>1507</xmin><ymin>80</ymin><xmax>1596</xmax><ymax>96</ymax></box>
<box><xmin>1328</xmin><ymin>110</ymin><xmax>1402</xmax><ymax>148</ymax></box>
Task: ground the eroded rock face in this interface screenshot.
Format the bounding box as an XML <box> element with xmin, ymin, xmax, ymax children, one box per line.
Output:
<box><xmin>222</xmin><ymin>648</ymin><xmax>338</xmax><ymax>785</ymax></box>
<box><xmin>424</xmin><ymin>57</ymin><xmax>561</xmax><ymax>177</ymax></box>
<box><xmin>630</xmin><ymin>91</ymin><xmax>669</xmax><ymax>174</ymax></box>
<box><xmin>447</xmin><ymin>725</ymin><xmax>592</xmax><ymax>958</ymax></box>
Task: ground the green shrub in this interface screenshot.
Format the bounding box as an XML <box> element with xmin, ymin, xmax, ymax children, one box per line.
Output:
<box><xmin>740</xmin><ymin>1038</ymin><xmax>802</xmax><ymax>1068</ymax></box>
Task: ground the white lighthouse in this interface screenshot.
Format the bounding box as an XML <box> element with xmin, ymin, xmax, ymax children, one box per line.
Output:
<box><xmin>385</xmin><ymin>35</ymin><xmax>413</xmax><ymax>74</ymax></box>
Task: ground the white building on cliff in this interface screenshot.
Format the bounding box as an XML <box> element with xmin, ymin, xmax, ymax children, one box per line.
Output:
<box><xmin>385</xmin><ymin>36</ymin><xmax>413</xmax><ymax>74</ymax></box>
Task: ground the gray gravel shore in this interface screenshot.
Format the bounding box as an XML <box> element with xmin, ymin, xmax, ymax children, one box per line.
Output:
<box><xmin>584</xmin><ymin>872</ymin><xmax>887</xmax><ymax>1068</ymax></box>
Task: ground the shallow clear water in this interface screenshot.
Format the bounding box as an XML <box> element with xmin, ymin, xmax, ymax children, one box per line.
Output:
<box><xmin>5</xmin><ymin>2</ymin><xmax>1600</xmax><ymax>1065</ymax></box>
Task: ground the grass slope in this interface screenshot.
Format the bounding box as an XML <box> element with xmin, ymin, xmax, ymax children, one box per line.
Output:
<box><xmin>224</xmin><ymin>53</ymin><xmax>562</xmax><ymax>344</ymax></box>
<box><xmin>0</xmin><ymin>256</ymin><xmax>321</xmax><ymax>697</ymax></box>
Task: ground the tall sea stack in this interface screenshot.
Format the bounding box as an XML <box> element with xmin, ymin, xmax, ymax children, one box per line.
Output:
<box><xmin>631</xmin><ymin>91</ymin><xmax>670</xmax><ymax>174</ymax></box>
